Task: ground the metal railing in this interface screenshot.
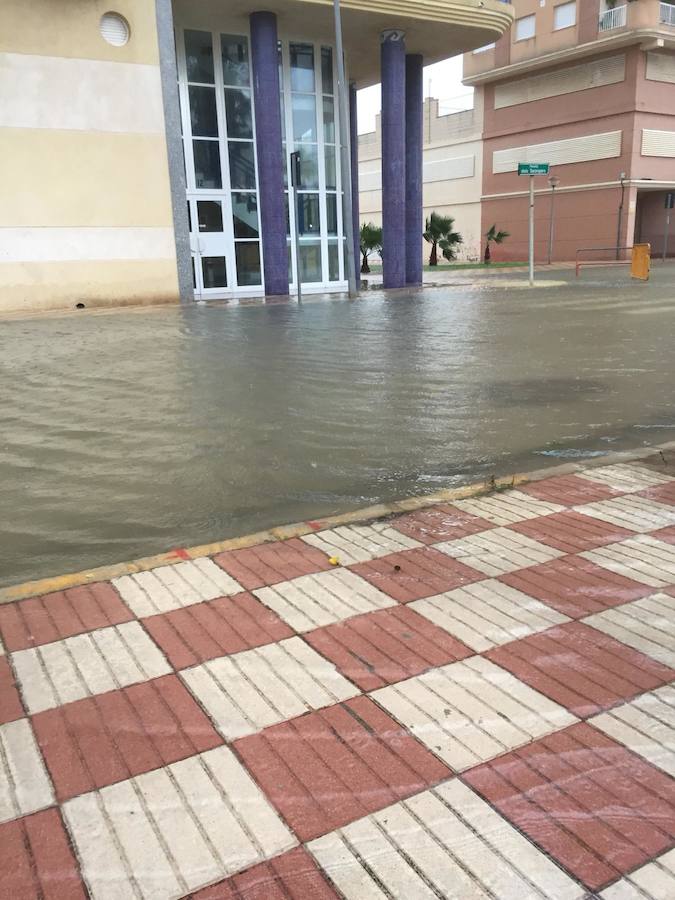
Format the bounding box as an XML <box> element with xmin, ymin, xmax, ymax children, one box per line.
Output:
<box><xmin>661</xmin><ymin>2</ymin><xmax>675</xmax><ymax>26</ymax></box>
<box><xmin>576</xmin><ymin>246</ymin><xmax>633</xmax><ymax>276</ymax></box>
<box><xmin>599</xmin><ymin>4</ymin><xmax>627</xmax><ymax>31</ymax></box>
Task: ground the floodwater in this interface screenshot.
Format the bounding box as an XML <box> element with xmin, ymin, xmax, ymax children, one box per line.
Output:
<box><xmin>2</xmin><ymin>266</ymin><xmax>675</xmax><ymax>588</ymax></box>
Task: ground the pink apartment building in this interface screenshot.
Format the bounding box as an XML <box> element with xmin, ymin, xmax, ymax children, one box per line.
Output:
<box><xmin>464</xmin><ymin>0</ymin><xmax>675</xmax><ymax>261</ymax></box>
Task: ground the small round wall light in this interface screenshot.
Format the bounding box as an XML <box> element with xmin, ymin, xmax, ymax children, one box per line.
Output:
<box><xmin>100</xmin><ymin>12</ymin><xmax>130</xmax><ymax>47</ymax></box>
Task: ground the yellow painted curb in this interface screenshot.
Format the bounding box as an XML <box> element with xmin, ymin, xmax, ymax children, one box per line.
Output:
<box><xmin>1</xmin><ymin>442</ymin><xmax>672</xmax><ymax>606</ymax></box>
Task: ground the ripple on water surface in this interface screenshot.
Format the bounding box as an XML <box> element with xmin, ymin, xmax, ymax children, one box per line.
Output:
<box><xmin>2</xmin><ymin>279</ymin><xmax>675</xmax><ymax>587</ymax></box>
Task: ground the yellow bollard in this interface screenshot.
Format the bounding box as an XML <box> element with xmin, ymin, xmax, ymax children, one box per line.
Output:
<box><xmin>631</xmin><ymin>243</ymin><xmax>651</xmax><ymax>281</ymax></box>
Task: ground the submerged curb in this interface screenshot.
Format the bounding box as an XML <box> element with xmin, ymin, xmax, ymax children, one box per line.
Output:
<box><xmin>2</xmin><ymin>440</ymin><xmax>673</xmax><ymax>605</ymax></box>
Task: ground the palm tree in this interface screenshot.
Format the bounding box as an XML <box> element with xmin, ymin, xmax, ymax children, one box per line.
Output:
<box><xmin>484</xmin><ymin>224</ymin><xmax>509</xmax><ymax>264</ymax></box>
<box><xmin>423</xmin><ymin>213</ymin><xmax>463</xmax><ymax>266</ymax></box>
<box><xmin>359</xmin><ymin>222</ymin><xmax>383</xmax><ymax>274</ymax></box>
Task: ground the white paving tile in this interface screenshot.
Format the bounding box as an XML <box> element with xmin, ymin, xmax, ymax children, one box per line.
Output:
<box><xmin>63</xmin><ymin>745</ymin><xmax>296</xmax><ymax>899</ymax></box>
<box><xmin>601</xmin><ymin>848</ymin><xmax>675</xmax><ymax>899</ymax></box>
<box><xmin>411</xmin><ymin>580</ymin><xmax>568</xmax><ymax>652</ymax></box>
<box><xmin>582</xmin><ymin>536</ymin><xmax>675</xmax><ymax>588</ymax></box>
<box><xmin>112</xmin><ymin>558</ymin><xmax>243</xmax><ymax>617</ymax></box>
<box><xmin>584</xmin><ymin>593</ymin><xmax>675</xmax><ymax>666</ymax></box>
<box><xmin>452</xmin><ymin>491</ymin><xmax>565</xmax><ymax>527</ymax></box>
<box><xmin>578</xmin><ymin>463</ymin><xmax>673</xmax><ymax>494</ymax></box>
<box><xmin>253</xmin><ymin>568</ymin><xmax>396</xmax><ymax>632</ymax></box>
<box><xmin>181</xmin><ymin>636</ymin><xmax>359</xmax><ymax>740</ymax></box>
<box><xmin>0</xmin><ymin>718</ymin><xmax>54</xmax><ymax>824</ymax></box>
<box><xmin>11</xmin><ymin>622</ymin><xmax>171</xmax><ymax>714</ymax></box>
<box><xmin>590</xmin><ymin>685</ymin><xmax>675</xmax><ymax>778</ymax></box>
<box><xmin>574</xmin><ymin>496</ymin><xmax>675</xmax><ymax>533</ymax></box>
<box><xmin>372</xmin><ymin>656</ymin><xmax>576</xmax><ymax>771</ymax></box>
<box><xmin>435</xmin><ymin>527</ymin><xmax>563</xmax><ymax>576</ymax></box>
<box><xmin>301</xmin><ymin>524</ymin><xmax>422</xmax><ymax>565</ymax></box>
<box><xmin>309</xmin><ymin>779</ymin><xmax>583</xmax><ymax>900</ymax></box>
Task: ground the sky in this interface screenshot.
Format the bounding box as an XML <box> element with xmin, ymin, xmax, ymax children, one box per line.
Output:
<box><xmin>357</xmin><ymin>55</ymin><xmax>474</xmax><ymax>134</ymax></box>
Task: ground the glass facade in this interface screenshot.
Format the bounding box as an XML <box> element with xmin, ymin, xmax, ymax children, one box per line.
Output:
<box><xmin>178</xmin><ymin>26</ymin><xmax>345</xmax><ymax>298</ymax></box>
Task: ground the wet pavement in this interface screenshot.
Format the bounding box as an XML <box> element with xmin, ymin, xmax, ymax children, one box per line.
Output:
<box><xmin>1</xmin><ymin>455</ymin><xmax>675</xmax><ymax>898</ymax></box>
<box><xmin>1</xmin><ymin>264</ymin><xmax>675</xmax><ymax>588</ymax></box>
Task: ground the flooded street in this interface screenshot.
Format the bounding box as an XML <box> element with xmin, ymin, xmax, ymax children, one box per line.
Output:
<box><xmin>2</xmin><ymin>267</ymin><xmax>674</xmax><ymax>587</ymax></box>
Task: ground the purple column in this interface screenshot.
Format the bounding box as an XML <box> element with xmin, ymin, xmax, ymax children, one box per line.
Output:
<box><xmin>349</xmin><ymin>82</ymin><xmax>360</xmax><ymax>284</ymax></box>
<box><xmin>405</xmin><ymin>54</ymin><xmax>424</xmax><ymax>286</ymax></box>
<box><xmin>250</xmin><ymin>12</ymin><xmax>288</xmax><ymax>296</ymax></box>
<box><xmin>381</xmin><ymin>30</ymin><xmax>406</xmax><ymax>289</ymax></box>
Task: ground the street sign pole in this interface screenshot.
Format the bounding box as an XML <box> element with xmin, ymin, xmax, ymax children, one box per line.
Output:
<box><xmin>529</xmin><ymin>175</ymin><xmax>535</xmax><ymax>286</ymax></box>
<box><xmin>664</xmin><ymin>192</ymin><xmax>674</xmax><ymax>262</ymax></box>
<box><xmin>518</xmin><ymin>163</ymin><xmax>549</xmax><ymax>287</ymax></box>
<box><xmin>664</xmin><ymin>212</ymin><xmax>671</xmax><ymax>262</ymax></box>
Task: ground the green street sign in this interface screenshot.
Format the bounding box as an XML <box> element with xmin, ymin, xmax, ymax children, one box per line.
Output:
<box><xmin>518</xmin><ymin>162</ymin><xmax>550</xmax><ymax>175</ymax></box>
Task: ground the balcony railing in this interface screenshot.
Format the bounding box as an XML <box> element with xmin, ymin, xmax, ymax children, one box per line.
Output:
<box><xmin>599</xmin><ymin>4</ymin><xmax>627</xmax><ymax>31</ymax></box>
<box><xmin>661</xmin><ymin>2</ymin><xmax>675</xmax><ymax>26</ymax></box>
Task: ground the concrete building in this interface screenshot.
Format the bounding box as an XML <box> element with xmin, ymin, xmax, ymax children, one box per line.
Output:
<box><xmin>359</xmin><ymin>96</ymin><xmax>485</xmax><ymax>262</ymax></box>
<box><xmin>0</xmin><ymin>0</ymin><xmax>513</xmax><ymax>313</ymax></box>
<box><xmin>464</xmin><ymin>0</ymin><xmax>675</xmax><ymax>262</ymax></box>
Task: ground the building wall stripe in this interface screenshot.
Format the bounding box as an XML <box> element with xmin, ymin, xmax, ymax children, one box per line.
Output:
<box><xmin>0</xmin><ymin>227</ymin><xmax>176</xmax><ymax>263</ymax></box>
<box><xmin>0</xmin><ymin>52</ymin><xmax>164</xmax><ymax>134</ymax></box>
<box><xmin>495</xmin><ymin>55</ymin><xmax>626</xmax><ymax>109</ymax></box>
<box><xmin>492</xmin><ymin>130</ymin><xmax>622</xmax><ymax>174</ymax></box>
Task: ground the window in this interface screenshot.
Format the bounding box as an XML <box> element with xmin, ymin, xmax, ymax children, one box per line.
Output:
<box><xmin>554</xmin><ymin>2</ymin><xmax>576</xmax><ymax>31</ymax></box>
<box><xmin>515</xmin><ymin>14</ymin><xmax>536</xmax><ymax>41</ymax></box>
<box><xmin>473</xmin><ymin>43</ymin><xmax>496</xmax><ymax>54</ymax></box>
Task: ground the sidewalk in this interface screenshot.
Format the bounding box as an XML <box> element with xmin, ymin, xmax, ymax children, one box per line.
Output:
<box><xmin>1</xmin><ymin>452</ymin><xmax>675</xmax><ymax>898</ymax></box>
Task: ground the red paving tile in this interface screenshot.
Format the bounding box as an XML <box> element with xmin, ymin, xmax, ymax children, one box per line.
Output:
<box><xmin>463</xmin><ymin>722</ymin><xmax>675</xmax><ymax>891</ymax></box>
<box><xmin>0</xmin><ymin>808</ymin><xmax>86</xmax><ymax>899</ymax></box>
<box><xmin>305</xmin><ymin>605</ymin><xmax>472</xmax><ymax>691</ymax></box>
<box><xmin>654</xmin><ymin>524</ymin><xmax>675</xmax><ymax>544</ymax></box>
<box><xmin>0</xmin><ymin>655</ymin><xmax>24</xmax><ymax>724</ymax></box>
<box><xmin>391</xmin><ymin>504</ymin><xmax>494</xmax><ymax>545</ymax></box>
<box><xmin>188</xmin><ymin>847</ymin><xmax>338</xmax><ymax>899</ymax></box>
<box><xmin>32</xmin><ymin>674</ymin><xmax>222</xmax><ymax>802</ymax></box>
<box><xmin>510</xmin><ymin>510</ymin><xmax>633</xmax><ymax>554</ymax></box>
<box><xmin>143</xmin><ymin>592</ymin><xmax>294</xmax><ymax>669</ymax></box>
<box><xmin>520</xmin><ymin>473</ymin><xmax>623</xmax><ymax>506</ymax></box>
<box><xmin>350</xmin><ymin>547</ymin><xmax>482</xmax><ymax>604</ymax></box>
<box><xmin>500</xmin><ymin>554</ymin><xmax>653</xmax><ymax>618</ymax></box>
<box><xmin>213</xmin><ymin>538</ymin><xmax>333</xmax><ymax>590</ymax></box>
<box><xmin>639</xmin><ymin>480</ymin><xmax>675</xmax><ymax>506</ymax></box>
<box><xmin>234</xmin><ymin>695</ymin><xmax>450</xmax><ymax>842</ymax></box>
<box><xmin>487</xmin><ymin>621</ymin><xmax>674</xmax><ymax>718</ymax></box>
<box><xmin>0</xmin><ymin>582</ymin><xmax>133</xmax><ymax>652</ymax></box>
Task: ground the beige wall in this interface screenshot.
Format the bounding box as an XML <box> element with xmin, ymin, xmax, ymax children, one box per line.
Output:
<box><xmin>0</xmin><ymin>0</ymin><xmax>179</xmax><ymax>313</ymax></box>
<box><xmin>358</xmin><ymin>94</ymin><xmax>484</xmax><ymax>261</ymax></box>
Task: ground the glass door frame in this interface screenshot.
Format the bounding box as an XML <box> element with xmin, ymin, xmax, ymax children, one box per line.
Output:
<box><xmin>176</xmin><ymin>23</ymin><xmax>265</xmax><ymax>300</ymax></box>
<box><xmin>279</xmin><ymin>32</ymin><xmax>348</xmax><ymax>293</ymax></box>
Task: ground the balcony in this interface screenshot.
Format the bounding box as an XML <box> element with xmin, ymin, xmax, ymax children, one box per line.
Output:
<box><xmin>661</xmin><ymin>2</ymin><xmax>675</xmax><ymax>26</ymax></box>
<box><xmin>599</xmin><ymin>4</ymin><xmax>627</xmax><ymax>32</ymax></box>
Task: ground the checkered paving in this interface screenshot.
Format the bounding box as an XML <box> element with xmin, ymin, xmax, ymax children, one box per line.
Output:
<box><xmin>1</xmin><ymin>456</ymin><xmax>675</xmax><ymax>898</ymax></box>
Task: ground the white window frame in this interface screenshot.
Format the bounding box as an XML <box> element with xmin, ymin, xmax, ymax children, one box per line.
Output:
<box><xmin>553</xmin><ymin>2</ymin><xmax>577</xmax><ymax>32</ymax></box>
<box><xmin>515</xmin><ymin>14</ymin><xmax>536</xmax><ymax>42</ymax></box>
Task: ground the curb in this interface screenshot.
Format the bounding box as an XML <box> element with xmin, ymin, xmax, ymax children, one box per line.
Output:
<box><xmin>1</xmin><ymin>440</ymin><xmax>673</xmax><ymax>606</ymax></box>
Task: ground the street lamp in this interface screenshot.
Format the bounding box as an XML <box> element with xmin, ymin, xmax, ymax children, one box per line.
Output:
<box><xmin>616</xmin><ymin>171</ymin><xmax>627</xmax><ymax>261</ymax></box>
<box><xmin>547</xmin><ymin>175</ymin><xmax>560</xmax><ymax>265</ymax></box>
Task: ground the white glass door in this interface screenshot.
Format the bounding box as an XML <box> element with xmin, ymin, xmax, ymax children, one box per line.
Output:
<box><xmin>178</xmin><ymin>27</ymin><xmax>264</xmax><ymax>299</ymax></box>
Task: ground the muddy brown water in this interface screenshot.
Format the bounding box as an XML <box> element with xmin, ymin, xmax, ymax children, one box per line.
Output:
<box><xmin>2</xmin><ymin>266</ymin><xmax>674</xmax><ymax>587</ymax></box>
